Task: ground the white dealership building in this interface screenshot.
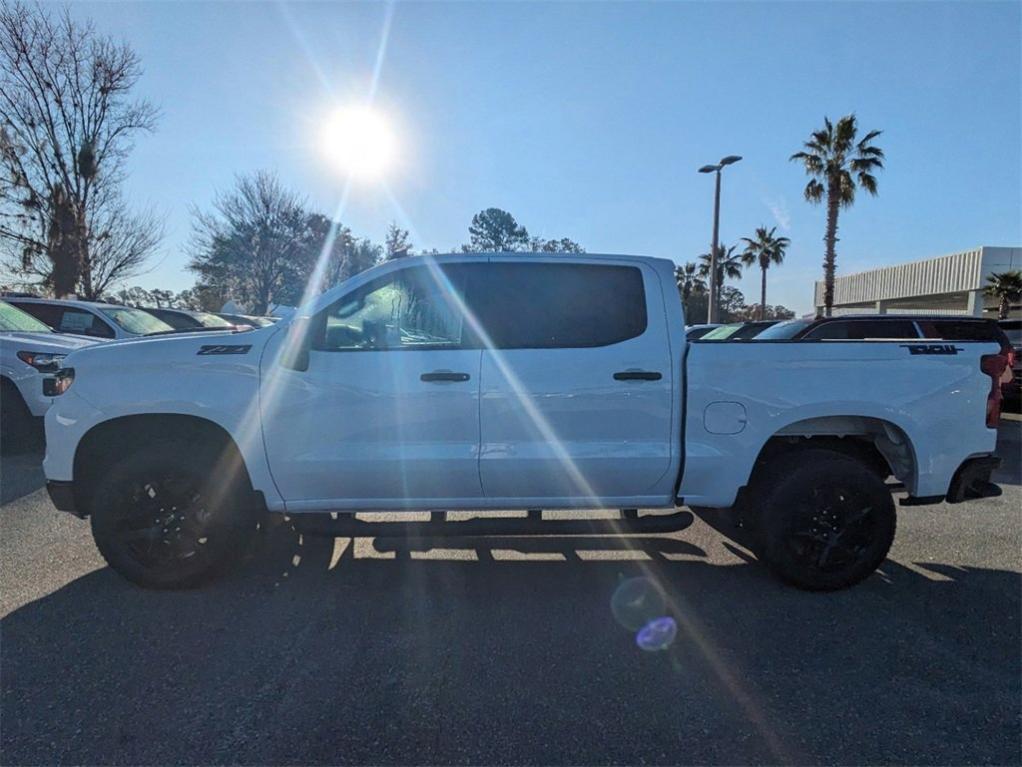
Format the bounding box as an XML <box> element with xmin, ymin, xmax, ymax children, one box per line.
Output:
<box><xmin>814</xmin><ymin>246</ymin><xmax>1021</xmax><ymax>317</ymax></box>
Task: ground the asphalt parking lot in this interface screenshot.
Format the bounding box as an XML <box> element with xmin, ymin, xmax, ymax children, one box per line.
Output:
<box><xmin>1</xmin><ymin>422</ymin><xmax>1020</xmax><ymax>766</ymax></box>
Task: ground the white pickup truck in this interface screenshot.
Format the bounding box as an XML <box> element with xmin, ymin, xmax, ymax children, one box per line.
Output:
<box><xmin>42</xmin><ymin>254</ymin><xmax>1009</xmax><ymax>590</ymax></box>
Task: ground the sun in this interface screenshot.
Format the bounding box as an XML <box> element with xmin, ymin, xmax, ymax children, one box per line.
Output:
<box><xmin>320</xmin><ymin>105</ymin><xmax>397</xmax><ymax>179</ymax></box>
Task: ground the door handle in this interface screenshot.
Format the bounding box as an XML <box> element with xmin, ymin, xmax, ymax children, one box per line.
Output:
<box><xmin>613</xmin><ymin>370</ymin><xmax>662</xmax><ymax>381</ymax></box>
<box><xmin>421</xmin><ymin>371</ymin><xmax>471</xmax><ymax>382</ymax></box>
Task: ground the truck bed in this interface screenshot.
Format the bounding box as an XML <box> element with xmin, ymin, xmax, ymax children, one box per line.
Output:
<box><xmin>679</xmin><ymin>339</ymin><xmax>1000</xmax><ymax>507</ymax></box>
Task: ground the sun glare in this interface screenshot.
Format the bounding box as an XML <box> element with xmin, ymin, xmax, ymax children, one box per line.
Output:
<box><xmin>320</xmin><ymin>105</ymin><xmax>397</xmax><ymax>178</ymax></box>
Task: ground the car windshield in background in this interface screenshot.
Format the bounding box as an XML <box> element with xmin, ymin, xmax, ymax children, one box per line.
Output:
<box><xmin>193</xmin><ymin>312</ymin><xmax>235</xmax><ymax>329</ymax></box>
<box><xmin>699</xmin><ymin>324</ymin><xmax>742</xmax><ymax>340</ymax></box>
<box><xmin>99</xmin><ymin>306</ymin><xmax>175</xmax><ymax>335</ymax></box>
<box><xmin>754</xmin><ymin>319</ymin><xmax>813</xmax><ymax>340</ymax></box>
<box><xmin>729</xmin><ymin>322</ymin><xmax>778</xmax><ymax>339</ymax></box>
<box><xmin>0</xmin><ymin>301</ymin><xmax>53</xmax><ymax>333</ymax></box>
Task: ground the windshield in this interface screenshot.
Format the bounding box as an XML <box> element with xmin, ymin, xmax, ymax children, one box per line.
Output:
<box><xmin>98</xmin><ymin>306</ymin><xmax>175</xmax><ymax>335</ymax></box>
<box><xmin>730</xmin><ymin>322</ymin><xmax>778</xmax><ymax>339</ymax></box>
<box><xmin>700</xmin><ymin>324</ymin><xmax>742</xmax><ymax>340</ymax></box>
<box><xmin>192</xmin><ymin>311</ymin><xmax>235</xmax><ymax>329</ymax></box>
<box><xmin>754</xmin><ymin>319</ymin><xmax>813</xmax><ymax>340</ymax></box>
<box><xmin>0</xmin><ymin>301</ymin><xmax>53</xmax><ymax>333</ymax></box>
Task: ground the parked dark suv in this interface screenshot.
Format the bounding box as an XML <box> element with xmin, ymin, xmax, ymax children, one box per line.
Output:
<box><xmin>754</xmin><ymin>315</ymin><xmax>1009</xmax><ymax>343</ymax></box>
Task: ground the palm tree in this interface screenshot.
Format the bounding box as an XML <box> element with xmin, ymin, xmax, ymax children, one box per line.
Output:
<box><xmin>697</xmin><ymin>244</ymin><xmax>744</xmax><ymax>296</ymax></box>
<box><xmin>985</xmin><ymin>271</ymin><xmax>1022</xmax><ymax>320</ymax></box>
<box><xmin>740</xmin><ymin>226</ymin><xmax>790</xmax><ymax>319</ymax></box>
<box><xmin>675</xmin><ymin>262</ymin><xmax>706</xmax><ymax>301</ymax></box>
<box><xmin>790</xmin><ymin>114</ymin><xmax>884</xmax><ymax>316</ymax></box>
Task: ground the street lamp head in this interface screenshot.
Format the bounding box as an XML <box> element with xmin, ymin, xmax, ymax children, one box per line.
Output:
<box><xmin>719</xmin><ymin>155</ymin><xmax>742</xmax><ymax>166</ymax></box>
<box><xmin>698</xmin><ymin>164</ymin><xmax>719</xmax><ymax>174</ymax></box>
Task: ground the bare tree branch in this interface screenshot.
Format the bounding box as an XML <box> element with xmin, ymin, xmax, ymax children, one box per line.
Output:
<box><xmin>0</xmin><ymin>1</ymin><xmax>160</xmax><ymax>298</ymax></box>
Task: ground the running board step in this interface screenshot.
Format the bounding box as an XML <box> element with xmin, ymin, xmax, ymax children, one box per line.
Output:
<box><xmin>290</xmin><ymin>510</ymin><xmax>693</xmax><ymax>538</ymax></box>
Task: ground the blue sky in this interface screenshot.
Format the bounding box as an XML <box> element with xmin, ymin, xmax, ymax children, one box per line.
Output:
<box><xmin>71</xmin><ymin>1</ymin><xmax>1020</xmax><ymax>314</ymax></box>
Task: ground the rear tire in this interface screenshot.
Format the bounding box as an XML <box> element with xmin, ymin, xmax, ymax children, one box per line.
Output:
<box><xmin>755</xmin><ymin>449</ymin><xmax>896</xmax><ymax>591</ymax></box>
<box><xmin>89</xmin><ymin>441</ymin><xmax>255</xmax><ymax>589</ymax></box>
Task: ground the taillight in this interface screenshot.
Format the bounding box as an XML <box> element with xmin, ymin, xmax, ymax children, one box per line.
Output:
<box><xmin>980</xmin><ymin>348</ymin><xmax>1010</xmax><ymax>428</ymax></box>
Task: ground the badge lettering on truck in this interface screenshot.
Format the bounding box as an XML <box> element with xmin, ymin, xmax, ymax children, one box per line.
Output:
<box><xmin>197</xmin><ymin>344</ymin><xmax>252</xmax><ymax>355</ymax></box>
<box><xmin>900</xmin><ymin>343</ymin><xmax>963</xmax><ymax>355</ymax></box>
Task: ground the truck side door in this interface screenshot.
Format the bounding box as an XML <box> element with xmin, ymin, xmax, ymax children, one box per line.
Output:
<box><xmin>260</xmin><ymin>262</ymin><xmax>483</xmax><ymax>511</ymax></box>
<box><xmin>468</xmin><ymin>259</ymin><xmax>675</xmax><ymax>505</ymax></box>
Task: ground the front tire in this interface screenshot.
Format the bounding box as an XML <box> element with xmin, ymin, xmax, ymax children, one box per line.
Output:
<box><xmin>1</xmin><ymin>379</ymin><xmax>41</xmax><ymax>454</ymax></box>
<box><xmin>756</xmin><ymin>450</ymin><xmax>896</xmax><ymax>591</ymax></box>
<box><xmin>89</xmin><ymin>443</ymin><xmax>255</xmax><ymax>589</ymax></box>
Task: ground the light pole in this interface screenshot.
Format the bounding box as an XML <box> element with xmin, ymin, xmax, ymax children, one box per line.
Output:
<box><xmin>698</xmin><ymin>155</ymin><xmax>742</xmax><ymax>323</ymax></box>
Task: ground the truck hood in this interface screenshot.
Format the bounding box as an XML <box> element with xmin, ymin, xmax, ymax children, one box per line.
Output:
<box><xmin>59</xmin><ymin>324</ymin><xmax>278</xmax><ymax>369</ymax></box>
<box><xmin>0</xmin><ymin>331</ymin><xmax>99</xmax><ymax>353</ymax></box>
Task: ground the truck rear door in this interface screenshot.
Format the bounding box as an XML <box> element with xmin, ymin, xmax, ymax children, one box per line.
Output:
<box><xmin>466</xmin><ymin>259</ymin><xmax>675</xmax><ymax>504</ymax></box>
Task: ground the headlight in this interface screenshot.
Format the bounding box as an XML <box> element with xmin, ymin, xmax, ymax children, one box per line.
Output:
<box><xmin>43</xmin><ymin>368</ymin><xmax>75</xmax><ymax>396</ymax></box>
<box><xmin>17</xmin><ymin>351</ymin><xmax>66</xmax><ymax>373</ymax></box>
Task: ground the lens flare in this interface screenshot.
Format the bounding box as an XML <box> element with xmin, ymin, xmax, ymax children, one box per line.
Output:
<box><xmin>636</xmin><ymin>616</ymin><xmax>678</xmax><ymax>652</ymax></box>
<box><xmin>611</xmin><ymin>576</ymin><xmax>667</xmax><ymax>632</ymax></box>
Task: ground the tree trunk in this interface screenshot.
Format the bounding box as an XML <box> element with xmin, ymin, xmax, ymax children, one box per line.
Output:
<box><xmin>823</xmin><ymin>176</ymin><xmax>841</xmax><ymax>317</ymax></box>
<box><xmin>77</xmin><ymin>218</ymin><xmax>93</xmax><ymax>299</ymax></box>
<box><xmin>760</xmin><ymin>266</ymin><xmax>767</xmax><ymax>320</ymax></box>
<box><xmin>47</xmin><ymin>185</ymin><xmax>80</xmax><ymax>298</ymax></box>
<box><xmin>1001</xmin><ymin>295</ymin><xmax>1010</xmax><ymax>320</ymax></box>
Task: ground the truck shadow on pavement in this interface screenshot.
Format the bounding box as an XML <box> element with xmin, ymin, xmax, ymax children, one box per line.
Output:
<box><xmin>0</xmin><ymin>449</ymin><xmax>46</xmax><ymax>505</ymax></box>
<box><xmin>2</xmin><ymin>520</ymin><xmax>1019</xmax><ymax>767</ymax></box>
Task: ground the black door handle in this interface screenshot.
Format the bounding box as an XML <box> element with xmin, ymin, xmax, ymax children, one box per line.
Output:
<box><xmin>421</xmin><ymin>371</ymin><xmax>471</xmax><ymax>382</ymax></box>
<box><xmin>613</xmin><ymin>370</ymin><xmax>662</xmax><ymax>381</ymax></box>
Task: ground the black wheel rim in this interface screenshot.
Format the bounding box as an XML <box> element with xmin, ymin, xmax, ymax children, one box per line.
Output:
<box><xmin>108</xmin><ymin>473</ymin><xmax>215</xmax><ymax>570</ymax></box>
<box><xmin>783</xmin><ymin>485</ymin><xmax>879</xmax><ymax>575</ymax></box>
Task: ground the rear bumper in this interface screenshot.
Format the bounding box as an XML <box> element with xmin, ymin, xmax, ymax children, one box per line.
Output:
<box><xmin>946</xmin><ymin>455</ymin><xmax>1002</xmax><ymax>504</ymax></box>
<box><xmin>900</xmin><ymin>455</ymin><xmax>1001</xmax><ymax>507</ymax></box>
<box><xmin>46</xmin><ymin>480</ymin><xmax>82</xmax><ymax>517</ymax></box>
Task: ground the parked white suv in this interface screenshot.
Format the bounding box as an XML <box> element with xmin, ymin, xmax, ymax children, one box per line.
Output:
<box><xmin>7</xmin><ymin>297</ymin><xmax>174</xmax><ymax>339</ymax></box>
<box><xmin>0</xmin><ymin>301</ymin><xmax>97</xmax><ymax>448</ymax></box>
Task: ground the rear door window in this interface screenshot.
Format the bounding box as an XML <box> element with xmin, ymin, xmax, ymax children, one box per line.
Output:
<box><xmin>466</xmin><ymin>262</ymin><xmax>647</xmax><ymax>349</ymax></box>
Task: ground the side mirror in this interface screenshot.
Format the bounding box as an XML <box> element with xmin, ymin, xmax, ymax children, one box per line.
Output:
<box><xmin>280</xmin><ymin>316</ymin><xmax>312</xmax><ymax>372</ymax></box>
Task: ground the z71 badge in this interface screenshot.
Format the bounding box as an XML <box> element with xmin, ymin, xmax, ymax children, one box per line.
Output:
<box><xmin>197</xmin><ymin>344</ymin><xmax>252</xmax><ymax>356</ymax></box>
<box><xmin>900</xmin><ymin>343</ymin><xmax>963</xmax><ymax>355</ymax></box>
